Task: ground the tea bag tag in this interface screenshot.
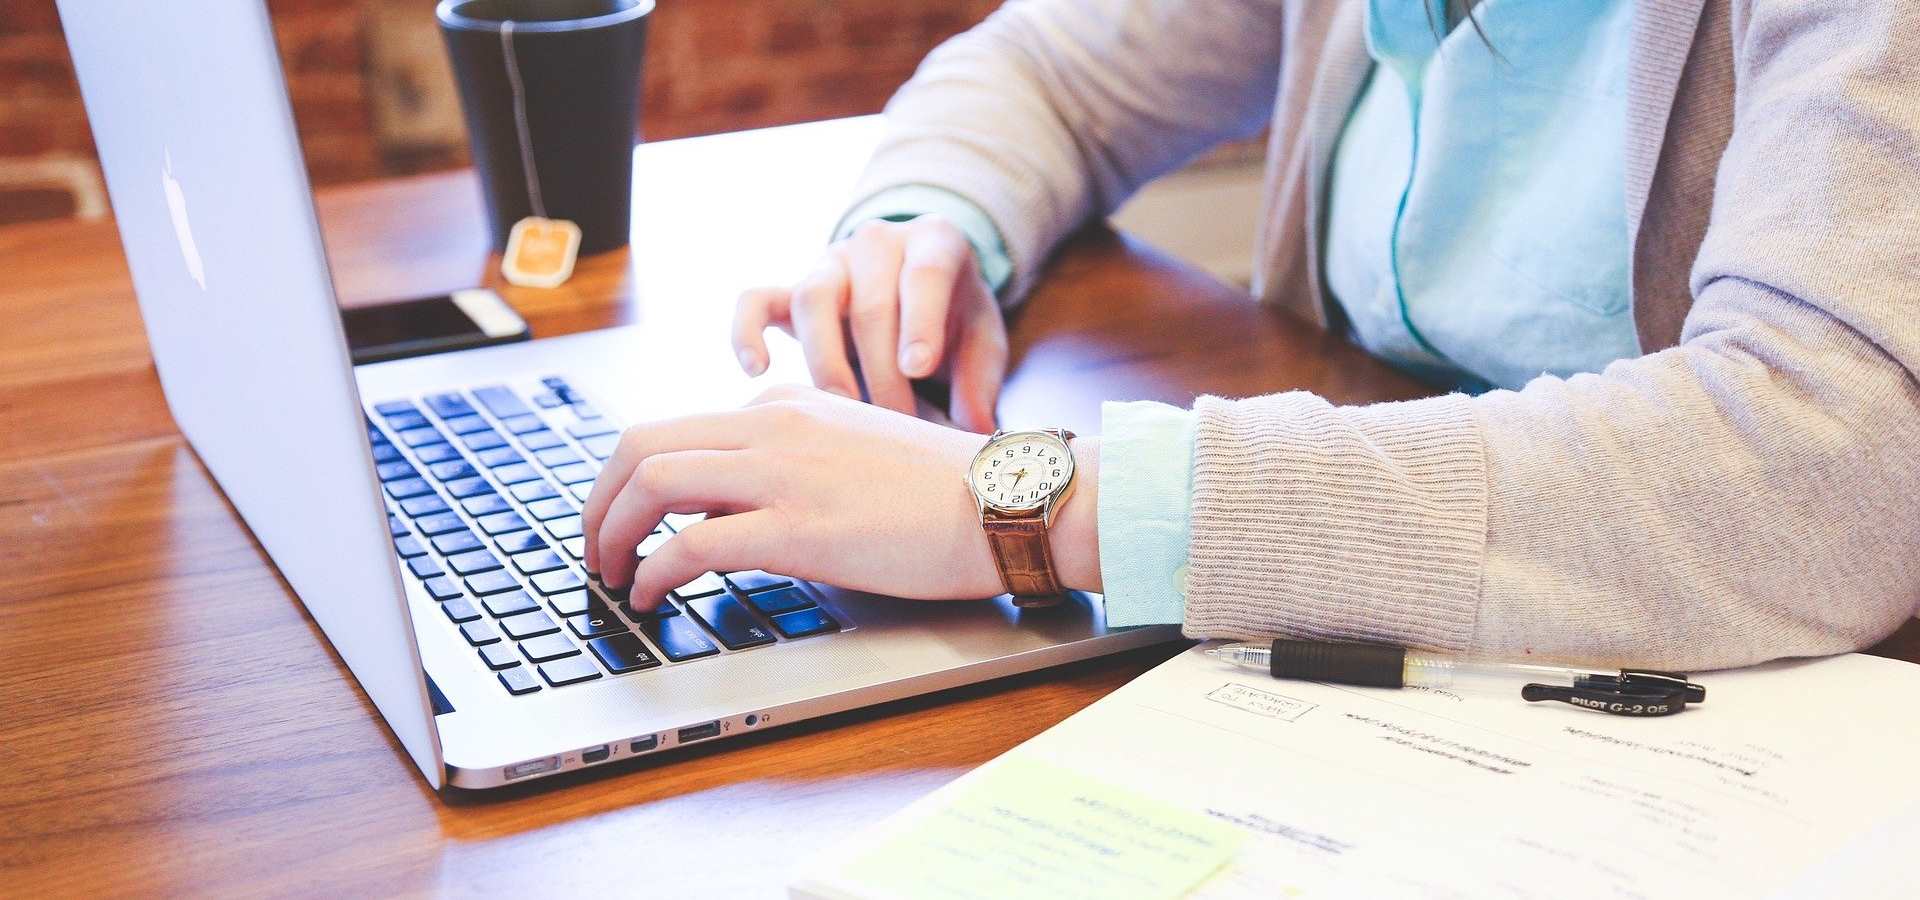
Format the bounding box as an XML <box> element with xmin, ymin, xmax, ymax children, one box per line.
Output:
<box><xmin>501</xmin><ymin>215</ymin><xmax>580</xmax><ymax>288</ymax></box>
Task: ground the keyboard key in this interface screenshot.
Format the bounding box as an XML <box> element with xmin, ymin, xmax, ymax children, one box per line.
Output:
<box><xmin>406</xmin><ymin>556</ymin><xmax>444</xmax><ymax>578</ymax></box>
<box><xmin>588</xmin><ymin>633</ymin><xmax>660</xmax><ymax>673</ymax></box>
<box><xmin>384</xmin><ymin>477</ymin><xmax>433</xmax><ymax>500</ymax></box>
<box><xmin>623</xmin><ymin>598</ymin><xmax>680</xmax><ymax>619</ymax></box>
<box><xmin>399</xmin><ymin>494</ymin><xmax>449</xmax><ymax>518</ymax></box>
<box><xmin>482</xmin><ymin>589</ymin><xmax>540</xmax><ymax>618</ymax></box>
<box><xmin>498</xmin><ymin>666</ymin><xmax>541</xmax><ymax>695</ymax></box>
<box><xmin>663</xmin><ymin>512</ymin><xmax>704</xmax><ymax>531</ymax></box>
<box><xmin>442</xmin><ymin>596</ymin><xmax>481</xmax><ymax>623</ymax></box>
<box><xmin>531</xmin><ymin>569</ymin><xmax>585</xmax><ymax>596</ymax></box>
<box><xmin>533</xmin><ymin>390</ymin><xmax>563</xmax><ymax>408</ymax></box>
<box><xmin>393</xmin><ymin>535</ymin><xmax>426</xmax><ymax>558</ymax></box>
<box><xmin>494</xmin><ymin>530</ymin><xmax>548</xmax><ymax>555</ymax></box>
<box><xmin>489</xmin><ymin>463</ymin><xmax>538</xmax><ymax>486</ymax></box>
<box><xmin>636</xmin><ymin>531</ymin><xmax>672</xmax><ymax>558</ymax></box>
<box><xmin>477</xmin><ymin>446</ymin><xmax>524</xmax><ymax>468</ymax></box>
<box><xmin>415</xmin><ymin>512</ymin><xmax>467</xmax><ymax>536</ymax></box>
<box><xmin>373</xmin><ymin>399</ymin><xmax>417</xmax><ymax>416</ymax></box>
<box><xmin>521</xmin><ymin>429</ymin><xmax>565</xmax><ymax>451</ymax></box>
<box><xmin>473</xmin><ymin>385</ymin><xmax>532</xmax><ymax>419</ymax></box>
<box><xmin>568</xmin><ymin>482</ymin><xmax>593</xmax><ymax>502</ymax></box>
<box><xmin>478</xmin><ymin>643</ymin><xmax>521</xmax><ymax>671</ymax></box>
<box><xmin>462</xmin><ymin>429</ymin><xmax>507</xmax><ymax>452</ymax></box>
<box><xmin>465</xmin><ymin>570</ymin><xmax>520</xmax><ymax>595</ymax></box>
<box><xmin>549</xmin><ymin>589</ymin><xmax>593</xmax><ymax>617</ymax></box>
<box><xmin>538</xmin><ymin>655</ymin><xmax>601</xmax><ymax>686</ymax></box>
<box><xmin>685</xmin><ymin>593</ymin><xmax>776</xmax><ymax>650</ymax></box>
<box><xmin>425</xmin><ymin>392</ymin><xmax>475</xmax><ymax>419</ymax></box>
<box><xmin>478</xmin><ymin>511</ymin><xmax>529</xmax><ymax>536</ymax></box>
<box><xmin>512</xmin><ymin>549</ymin><xmax>567</xmax><ymax>575</ymax></box>
<box><xmin>550</xmin><ymin>462</ymin><xmax>598</xmax><ymax>485</ymax></box>
<box><xmin>371</xmin><ymin>442</ymin><xmax>403</xmax><ymax>464</ymax></box>
<box><xmin>383</xmin><ymin>410</ymin><xmax>429</xmax><ymax>431</ymax></box>
<box><xmin>501</xmin><ymin>610</ymin><xmax>561</xmax><ymax>640</ymax></box>
<box><xmin>423</xmin><ymin>576</ymin><xmax>463</xmax><ymax>601</ymax></box>
<box><xmin>500</xmin><ymin>414</ymin><xmax>545</xmax><ymax>435</ymax></box>
<box><xmin>444</xmin><ymin>476</ymin><xmax>493</xmax><ymax>500</ymax></box>
<box><xmin>567</xmin><ymin>607</ymin><xmax>627</xmax><ymax>639</ymax></box>
<box><xmin>519</xmin><ymin>632</ymin><xmax>580</xmax><ymax>663</ymax></box>
<box><xmin>414</xmin><ymin>443</ymin><xmax>464</xmax><ymax>465</ymax></box>
<box><xmin>566</xmin><ymin>419</ymin><xmax>619</xmax><ymax>439</ymax></box>
<box><xmin>511</xmin><ymin>480</ymin><xmax>559</xmax><ymax>503</ymax></box>
<box><xmin>386</xmin><ymin>513</ymin><xmax>409</xmax><ymax>537</ymax></box>
<box><xmin>594</xmin><ymin>578</ymin><xmax>630</xmax><ymax>605</ymax></box>
<box><xmin>534</xmin><ymin>446</ymin><xmax>580</xmax><ymax>467</ymax></box>
<box><xmin>581</xmin><ymin>433</ymin><xmax>620</xmax><ymax>460</ymax></box>
<box><xmin>429</xmin><ymin>460</ymin><xmax>478</xmax><ymax>481</ymax></box>
<box><xmin>770</xmin><ymin>607</ymin><xmax>840</xmax><ymax>638</ymax></box>
<box><xmin>526</xmin><ymin>498</ymin><xmax>576</xmax><ymax>521</ymax></box>
<box><xmin>561</xmin><ymin>536</ymin><xmax>587</xmax><ymax>559</ymax></box>
<box><xmin>671</xmin><ymin>571</ymin><xmax>727</xmax><ymax>600</ymax></box>
<box><xmin>571</xmin><ymin>402</ymin><xmax>602</xmax><ymax>420</ymax></box>
<box><xmin>431</xmin><ymin>530</ymin><xmax>483</xmax><ymax>555</ymax></box>
<box><xmin>745</xmin><ymin>586</ymin><xmax>815</xmax><ymax>616</ymax></box>
<box><xmin>398</xmin><ymin>426</ymin><xmax>446</xmax><ymax>448</ymax></box>
<box><xmin>461</xmin><ymin>494</ymin><xmax>513</xmax><ymax>518</ymax></box>
<box><xmin>544</xmin><ymin>515</ymin><xmax>583</xmax><ymax>539</ymax></box>
<box><xmin>447</xmin><ymin>549</ymin><xmax>502</xmax><ymax>576</ymax></box>
<box><xmin>460</xmin><ymin>620</ymin><xmax>502</xmax><ymax>646</ymax></box>
<box><xmin>641</xmin><ymin>616</ymin><xmax>720</xmax><ymax>661</ymax></box>
<box><xmin>726</xmin><ymin>570</ymin><xmax>793</xmax><ymax>593</ymax></box>
<box><xmin>443</xmin><ymin>414</ymin><xmax>491</xmax><ymax>435</ymax></box>
<box><xmin>375</xmin><ymin>461</ymin><xmax>418</xmax><ymax>482</ymax></box>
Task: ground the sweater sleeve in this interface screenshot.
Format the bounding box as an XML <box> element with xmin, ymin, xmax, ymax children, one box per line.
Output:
<box><xmin>846</xmin><ymin>0</ymin><xmax>1287</xmax><ymax>304</ymax></box>
<box><xmin>1183</xmin><ymin>0</ymin><xmax>1920</xmax><ymax>671</ymax></box>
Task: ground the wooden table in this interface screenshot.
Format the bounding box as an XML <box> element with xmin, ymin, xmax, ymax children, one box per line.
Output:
<box><xmin>2</xmin><ymin>118</ymin><xmax>1915</xmax><ymax>896</ymax></box>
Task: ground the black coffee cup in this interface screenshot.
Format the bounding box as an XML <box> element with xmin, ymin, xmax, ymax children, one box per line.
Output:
<box><xmin>437</xmin><ymin>0</ymin><xmax>651</xmax><ymax>256</ymax></box>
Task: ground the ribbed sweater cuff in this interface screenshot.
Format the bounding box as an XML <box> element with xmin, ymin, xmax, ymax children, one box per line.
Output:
<box><xmin>1185</xmin><ymin>391</ymin><xmax>1488</xmax><ymax>651</ymax></box>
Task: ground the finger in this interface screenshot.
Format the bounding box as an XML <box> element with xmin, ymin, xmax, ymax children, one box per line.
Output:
<box><xmin>844</xmin><ymin>238</ymin><xmax>916</xmax><ymax>414</ymax></box>
<box><xmin>630</xmin><ymin>510</ymin><xmax>781</xmax><ymax>607</ymax></box>
<box><xmin>896</xmin><ymin>223</ymin><xmax>969</xmax><ymax>378</ymax></box>
<box><xmin>788</xmin><ymin>255</ymin><xmax>860</xmax><ymax>398</ymax></box>
<box><xmin>948</xmin><ymin>309</ymin><xmax>1008</xmax><ymax>433</ymax></box>
<box><xmin>581</xmin><ymin>412</ymin><xmax>758</xmax><ymax>573</ymax></box>
<box><xmin>595</xmin><ymin>450</ymin><xmax>764</xmax><ymax>590</ymax></box>
<box><xmin>731</xmin><ymin>287</ymin><xmax>791</xmax><ymax>377</ymax></box>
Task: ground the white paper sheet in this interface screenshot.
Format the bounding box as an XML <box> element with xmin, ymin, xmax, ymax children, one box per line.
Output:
<box><xmin>798</xmin><ymin>644</ymin><xmax>1920</xmax><ymax>899</ymax></box>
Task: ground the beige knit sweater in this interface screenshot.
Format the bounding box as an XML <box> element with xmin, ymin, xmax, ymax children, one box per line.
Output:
<box><xmin>848</xmin><ymin>0</ymin><xmax>1920</xmax><ymax>669</ymax></box>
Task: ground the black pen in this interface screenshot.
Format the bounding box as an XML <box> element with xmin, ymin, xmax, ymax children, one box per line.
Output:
<box><xmin>1207</xmin><ymin>639</ymin><xmax>1706</xmax><ymax>717</ymax></box>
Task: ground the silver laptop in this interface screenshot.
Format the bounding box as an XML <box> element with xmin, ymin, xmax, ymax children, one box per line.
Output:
<box><xmin>58</xmin><ymin>1</ymin><xmax>1176</xmax><ymax>789</ymax></box>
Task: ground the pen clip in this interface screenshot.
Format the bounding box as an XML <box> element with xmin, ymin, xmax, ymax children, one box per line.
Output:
<box><xmin>1521</xmin><ymin>670</ymin><xmax>1706</xmax><ymax>717</ymax></box>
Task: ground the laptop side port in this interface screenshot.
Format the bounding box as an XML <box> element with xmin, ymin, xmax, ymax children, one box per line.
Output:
<box><xmin>581</xmin><ymin>745</ymin><xmax>610</xmax><ymax>764</ymax></box>
<box><xmin>678</xmin><ymin>721</ymin><xmax>722</xmax><ymax>743</ymax></box>
<box><xmin>504</xmin><ymin>755</ymin><xmax>560</xmax><ymax>781</ymax></box>
<box><xmin>630</xmin><ymin>735</ymin><xmax>659</xmax><ymax>754</ymax></box>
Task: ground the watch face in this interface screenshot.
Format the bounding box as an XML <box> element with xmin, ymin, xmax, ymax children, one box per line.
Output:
<box><xmin>969</xmin><ymin>430</ymin><xmax>1073</xmax><ymax>512</ymax></box>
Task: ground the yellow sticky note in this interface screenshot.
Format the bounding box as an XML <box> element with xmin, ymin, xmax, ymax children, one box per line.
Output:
<box><xmin>834</xmin><ymin>757</ymin><xmax>1244</xmax><ymax>900</ymax></box>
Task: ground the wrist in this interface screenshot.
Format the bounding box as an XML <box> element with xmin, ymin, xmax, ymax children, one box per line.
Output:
<box><xmin>1051</xmin><ymin>436</ymin><xmax>1101</xmax><ymax>592</ymax></box>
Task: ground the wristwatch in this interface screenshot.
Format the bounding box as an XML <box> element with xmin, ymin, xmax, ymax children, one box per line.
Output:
<box><xmin>965</xmin><ymin>428</ymin><xmax>1078</xmax><ymax>607</ymax></box>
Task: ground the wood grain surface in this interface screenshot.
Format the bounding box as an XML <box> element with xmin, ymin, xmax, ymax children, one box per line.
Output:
<box><xmin>2</xmin><ymin>118</ymin><xmax>1914</xmax><ymax>897</ymax></box>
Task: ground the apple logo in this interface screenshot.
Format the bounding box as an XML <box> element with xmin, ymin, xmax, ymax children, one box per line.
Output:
<box><xmin>161</xmin><ymin>151</ymin><xmax>207</xmax><ymax>291</ymax></box>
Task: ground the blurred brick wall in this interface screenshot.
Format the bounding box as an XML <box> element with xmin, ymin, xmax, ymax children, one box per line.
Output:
<box><xmin>0</xmin><ymin>0</ymin><xmax>1002</xmax><ymax>225</ymax></box>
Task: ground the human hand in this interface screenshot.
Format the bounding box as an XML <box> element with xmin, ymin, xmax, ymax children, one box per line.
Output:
<box><xmin>580</xmin><ymin>384</ymin><xmax>1100</xmax><ymax>608</ymax></box>
<box><xmin>731</xmin><ymin>215</ymin><xmax>1008</xmax><ymax>433</ymax></box>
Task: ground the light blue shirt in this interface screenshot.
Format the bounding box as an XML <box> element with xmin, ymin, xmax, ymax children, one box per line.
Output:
<box><xmin>849</xmin><ymin>0</ymin><xmax>1640</xmax><ymax>627</ymax></box>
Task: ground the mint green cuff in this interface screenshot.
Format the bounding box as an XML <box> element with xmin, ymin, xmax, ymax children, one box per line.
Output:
<box><xmin>833</xmin><ymin>184</ymin><xmax>1015</xmax><ymax>298</ymax></box>
<box><xmin>1096</xmin><ymin>400</ymin><xmax>1198</xmax><ymax>628</ymax></box>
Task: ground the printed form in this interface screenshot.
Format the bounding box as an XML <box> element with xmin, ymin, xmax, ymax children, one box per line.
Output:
<box><xmin>796</xmin><ymin>644</ymin><xmax>1920</xmax><ymax>899</ymax></box>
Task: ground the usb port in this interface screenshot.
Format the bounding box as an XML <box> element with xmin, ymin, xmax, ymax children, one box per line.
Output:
<box><xmin>678</xmin><ymin>721</ymin><xmax>722</xmax><ymax>743</ymax></box>
<box><xmin>581</xmin><ymin>745</ymin><xmax>610</xmax><ymax>764</ymax></box>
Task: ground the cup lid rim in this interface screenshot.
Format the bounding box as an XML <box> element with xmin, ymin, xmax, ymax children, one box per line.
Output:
<box><xmin>436</xmin><ymin>0</ymin><xmax>654</xmax><ymax>33</ymax></box>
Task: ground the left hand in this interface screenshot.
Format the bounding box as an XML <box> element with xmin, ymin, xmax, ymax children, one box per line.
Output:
<box><xmin>580</xmin><ymin>384</ymin><xmax>1101</xmax><ymax>608</ymax></box>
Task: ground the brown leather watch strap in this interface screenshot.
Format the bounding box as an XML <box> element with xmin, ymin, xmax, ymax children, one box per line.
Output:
<box><xmin>983</xmin><ymin>509</ymin><xmax>1066</xmax><ymax>607</ymax></box>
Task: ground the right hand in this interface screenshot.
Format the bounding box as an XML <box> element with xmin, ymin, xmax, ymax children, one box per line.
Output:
<box><xmin>731</xmin><ymin>215</ymin><xmax>1008</xmax><ymax>433</ymax></box>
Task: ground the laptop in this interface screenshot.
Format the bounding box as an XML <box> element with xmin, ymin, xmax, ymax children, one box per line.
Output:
<box><xmin>57</xmin><ymin>1</ymin><xmax>1177</xmax><ymax>790</ymax></box>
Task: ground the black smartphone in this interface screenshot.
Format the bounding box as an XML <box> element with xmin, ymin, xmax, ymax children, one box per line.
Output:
<box><xmin>342</xmin><ymin>289</ymin><xmax>531</xmax><ymax>365</ymax></box>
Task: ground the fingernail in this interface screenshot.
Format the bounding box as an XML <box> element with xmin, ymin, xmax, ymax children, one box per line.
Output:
<box><xmin>738</xmin><ymin>349</ymin><xmax>763</xmax><ymax>376</ymax></box>
<box><xmin>900</xmin><ymin>341</ymin><xmax>931</xmax><ymax>375</ymax></box>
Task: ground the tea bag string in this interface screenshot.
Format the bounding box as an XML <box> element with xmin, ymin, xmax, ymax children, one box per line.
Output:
<box><xmin>499</xmin><ymin>20</ymin><xmax>546</xmax><ymax>219</ymax></box>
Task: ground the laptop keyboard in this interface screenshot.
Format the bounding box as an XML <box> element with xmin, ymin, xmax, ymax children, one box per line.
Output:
<box><xmin>368</xmin><ymin>376</ymin><xmax>845</xmax><ymax>697</ymax></box>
